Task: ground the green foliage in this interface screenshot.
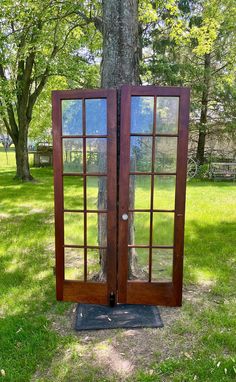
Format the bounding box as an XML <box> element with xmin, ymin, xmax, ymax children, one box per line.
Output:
<box><xmin>0</xmin><ymin>0</ymin><xmax>101</xmax><ymax>178</ymax></box>
<box><xmin>196</xmin><ymin>163</ymin><xmax>209</xmax><ymax>179</ymax></box>
<box><xmin>141</xmin><ymin>0</ymin><xmax>236</xmax><ymax>162</ymax></box>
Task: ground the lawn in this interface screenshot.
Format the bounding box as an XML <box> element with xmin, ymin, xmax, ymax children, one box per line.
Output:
<box><xmin>0</xmin><ymin>149</ymin><xmax>236</xmax><ymax>382</ymax></box>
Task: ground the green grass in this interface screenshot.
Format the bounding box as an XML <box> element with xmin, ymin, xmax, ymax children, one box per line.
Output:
<box><xmin>0</xmin><ymin>149</ymin><xmax>236</xmax><ymax>381</ymax></box>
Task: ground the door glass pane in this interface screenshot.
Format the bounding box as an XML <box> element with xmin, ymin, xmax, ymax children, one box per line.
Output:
<box><xmin>153</xmin><ymin>176</ymin><xmax>176</xmax><ymax>210</ymax></box>
<box><xmin>128</xmin><ymin>247</ymin><xmax>149</xmax><ymax>281</ymax></box>
<box><xmin>153</xmin><ymin>213</ymin><xmax>174</xmax><ymax>246</ymax></box>
<box><xmin>156</xmin><ymin>97</ymin><xmax>179</xmax><ymax>134</ymax></box>
<box><xmin>128</xmin><ymin>212</ymin><xmax>150</xmax><ymax>245</ymax></box>
<box><xmin>155</xmin><ymin>137</ymin><xmax>177</xmax><ymax>173</ymax></box>
<box><xmin>62</xmin><ymin>100</ymin><xmax>82</xmax><ymax>136</ymax></box>
<box><xmin>129</xmin><ymin>175</ymin><xmax>151</xmax><ymax>210</ymax></box>
<box><xmin>85</xmin><ymin>99</ymin><xmax>107</xmax><ymax>135</ymax></box>
<box><xmin>86</xmin><ymin>138</ymin><xmax>107</xmax><ymax>173</ymax></box>
<box><xmin>131</xmin><ymin>96</ymin><xmax>154</xmax><ymax>133</ymax></box>
<box><xmin>87</xmin><ymin>213</ymin><xmax>107</xmax><ymax>246</ymax></box>
<box><xmin>87</xmin><ymin>176</ymin><xmax>107</xmax><ymax>210</ymax></box>
<box><xmin>64</xmin><ymin>176</ymin><xmax>83</xmax><ymax>210</ymax></box>
<box><xmin>130</xmin><ymin>137</ymin><xmax>152</xmax><ymax>172</ymax></box>
<box><xmin>64</xmin><ymin>213</ymin><xmax>84</xmax><ymax>245</ymax></box>
<box><xmin>64</xmin><ymin>248</ymin><xmax>84</xmax><ymax>281</ymax></box>
<box><xmin>87</xmin><ymin>248</ymin><xmax>107</xmax><ymax>282</ymax></box>
<box><xmin>63</xmin><ymin>138</ymin><xmax>83</xmax><ymax>173</ymax></box>
<box><xmin>152</xmin><ymin>249</ymin><xmax>173</xmax><ymax>282</ymax></box>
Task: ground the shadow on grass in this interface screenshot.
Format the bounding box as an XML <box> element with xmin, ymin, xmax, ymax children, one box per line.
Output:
<box><xmin>0</xmin><ymin>168</ymin><xmax>54</xmax><ymax>216</ymax></box>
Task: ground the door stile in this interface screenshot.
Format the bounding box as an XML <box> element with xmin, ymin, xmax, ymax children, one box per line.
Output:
<box><xmin>117</xmin><ymin>86</ymin><xmax>131</xmax><ymax>303</ymax></box>
<box><xmin>148</xmin><ymin>96</ymin><xmax>157</xmax><ymax>282</ymax></box>
<box><xmin>52</xmin><ymin>91</ymin><xmax>64</xmax><ymax>300</ymax></box>
<box><xmin>82</xmin><ymin>98</ymin><xmax>88</xmax><ymax>282</ymax></box>
<box><xmin>173</xmin><ymin>88</ymin><xmax>190</xmax><ymax>305</ymax></box>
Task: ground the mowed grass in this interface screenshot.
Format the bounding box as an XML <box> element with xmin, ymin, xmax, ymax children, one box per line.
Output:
<box><xmin>0</xmin><ymin>149</ymin><xmax>236</xmax><ymax>381</ymax></box>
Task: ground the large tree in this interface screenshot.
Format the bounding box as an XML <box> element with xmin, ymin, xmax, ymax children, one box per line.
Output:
<box><xmin>78</xmin><ymin>0</ymin><xmax>141</xmax><ymax>279</ymax></box>
<box><xmin>101</xmin><ymin>0</ymin><xmax>140</xmax><ymax>278</ymax></box>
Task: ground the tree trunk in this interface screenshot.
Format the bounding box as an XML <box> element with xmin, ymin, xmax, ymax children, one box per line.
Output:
<box><xmin>196</xmin><ymin>53</ymin><xmax>211</xmax><ymax>165</ymax></box>
<box><xmin>101</xmin><ymin>0</ymin><xmax>139</xmax><ymax>87</ymax></box>
<box><xmin>14</xmin><ymin>122</ymin><xmax>33</xmax><ymax>181</ymax></box>
<box><xmin>96</xmin><ymin>0</ymin><xmax>140</xmax><ymax>280</ymax></box>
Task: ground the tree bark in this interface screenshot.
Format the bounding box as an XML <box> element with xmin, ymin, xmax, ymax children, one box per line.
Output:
<box><xmin>101</xmin><ymin>0</ymin><xmax>139</xmax><ymax>87</ymax></box>
<box><xmin>96</xmin><ymin>0</ymin><xmax>140</xmax><ymax>280</ymax></box>
<box><xmin>196</xmin><ymin>53</ymin><xmax>211</xmax><ymax>165</ymax></box>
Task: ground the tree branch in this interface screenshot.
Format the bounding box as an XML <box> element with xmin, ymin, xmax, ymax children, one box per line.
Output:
<box><xmin>76</xmin><ymin>10</ymin><xmax>103</xmax><ymax>32</ymax></box>
<box><xmin>0</xmin><ymin>64</ymin><xmax>19</xmax><ymax>141</ymax></box>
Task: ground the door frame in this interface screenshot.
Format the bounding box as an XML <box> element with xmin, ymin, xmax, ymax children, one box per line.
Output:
<box><xmin>52</xmin><ymin>89</ymin><xmax>117</xmax><ymax>304</ymax></box>
<box><xmin>117</xmin><ymin>85</ymin><xmax>190</xmax><ymax>306</ymax></box>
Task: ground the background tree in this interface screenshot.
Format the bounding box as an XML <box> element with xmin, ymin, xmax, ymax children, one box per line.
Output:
<box><xmin>0</xmin><ymin>0</ymin><xmax>100</xmax><ymax>180</ymax></box>
<box><xmin>141</xmin><ymin>0</ymin><xmax>236</xmax><ymax>163</ymax></box>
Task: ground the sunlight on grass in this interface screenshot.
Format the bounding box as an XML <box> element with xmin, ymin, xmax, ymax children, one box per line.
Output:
<box><xmin>193</xmin><ymin>269</ymin><xmax>217</xmax><ymax>285</ymax></box>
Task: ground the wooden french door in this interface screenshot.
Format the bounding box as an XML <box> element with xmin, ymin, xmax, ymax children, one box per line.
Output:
<box><xmin>52</xmin><ymin>89</ymin><xmax>117</xmax><ymax>305</ymax></box>
<box><xmin>52</xmin><ymin>85</ymin><xmax>189</xmax><ymax>307</ymax></box>
<box><xmin>118</xmin><ymin>86</ymin><xmax>190</xmax><ymax>306</ymax></box>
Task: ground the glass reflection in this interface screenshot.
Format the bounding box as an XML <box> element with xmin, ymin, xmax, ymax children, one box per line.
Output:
<box><xmin>128</xmin><ymin>248</ymin><xmax>149</xmax><ymax>281</ymax></box>
<box><xmin>64</xmin><ymin>248</ymin><xmax>84</xmax><ymax>281</ymax></box>
<box><xmin>63</xmin><ymin>138</ymin><xmax>83</xmax><ymax>173</ymax></box>
<box><xmin>156</xmin><ymin>97</ymin><xmax>179</xmax><ymax>134</ymax></box>
<box><xmin>64</xmin><ymin>212</ymin><xmax>84</xmax><ymax>245</ymax></box>
<box><xmin>152</xmin><ymin>213</ymin><xmax>174</xmax><ymax>246</ymax></box>
<box><xmin>129</xmin><ymin>175</ymin><xmax>151</xmax><ymax>210</ymax></box>
<box><xmin>85</xmin><ymin>99</ymin><xmax>107</xmax><ymax>135</ymax></box>
<box><xmin>128</xmin><ymin>212</ymin><xmax>150</xmax><ymax>245</ymax></box>
<box><xmin>131</xmin><ymin>96</ymin><xmax>154</xmax><ymax>133</ymax></box>
<box><xmin>87</xmin><ymin>213</ymin><xmax>107</xmax><ymax>246</ymax></box>
<box><xmin>87</xmin><ymin>249</ymin><xmax>107</xmax><ymax>282</ymax></box>
<box><xmin>152</xmin><ymin>249</ymin><xmax>173</xmax><ymax>282</ymax></box>
<box><xmin>153</xmin><ymin>176</ymin><xmax>176</xmax><ymax>210</ymax></box>
<box><xmin>63</xmin><ymin>176</ymin><xmax>83</xmax><ymax>210</ymax></box>
<box><xmin>130</xmin><ymin>136</ymin><xmax>152</xmax><ymax>172</ymax></box>
<box><xmin>155</xmin><ymin>137</ymin><xmax>177</xmax><ymax>173</ymax></box>
<box><xmin>62</xmin><ymin>100</ymin><xmax>82</xmax><ymax>135</ymax></box>
<box><xmin>87</xmin><ymin>177</ymin><xmax>107</xmax><ymax>210</ymax></box>
<box><xmin>86</xmin><ymin>138</ymin><xmax>107</xmax><ymax>173</ymax></box>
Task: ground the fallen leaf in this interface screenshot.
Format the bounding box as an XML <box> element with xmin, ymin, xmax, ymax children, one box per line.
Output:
<box><xmin>184</xmin><ymin>352</ymin><xmax>192</xmax><ymax>359</ymax></box>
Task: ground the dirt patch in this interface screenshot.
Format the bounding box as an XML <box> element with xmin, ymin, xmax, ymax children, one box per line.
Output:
<box><xmin>34</xmin><ymin>285</ymin><xmax>214</xmax><ymax>381</ymax></box>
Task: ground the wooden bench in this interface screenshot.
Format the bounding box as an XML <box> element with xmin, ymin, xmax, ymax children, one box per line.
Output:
<box><xmin>209</xmin><ymin>162</ymin><xmax>236</xmax><ymax>181</ymax></box>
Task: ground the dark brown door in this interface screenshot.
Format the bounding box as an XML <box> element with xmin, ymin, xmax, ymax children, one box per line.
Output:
<box><xmin>52</xmin><ymin>86</ymin><xmax>189</xmax><ymax>307</ymax></box>
<box><xmin>52</xmin><ymin>89</ymin><xmax>117</xmax><ymax>304</ymax></box>
<box><xmin>118</xmin><ymin>86</ymin><xmax>190</xmax><ymax>306</ymax></box>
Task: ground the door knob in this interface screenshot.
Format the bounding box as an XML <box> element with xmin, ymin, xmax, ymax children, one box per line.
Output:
<box><xmin>122</xmin><ymin>213</ymin><xmax>128</xmax><ymax>221</ymax></box>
